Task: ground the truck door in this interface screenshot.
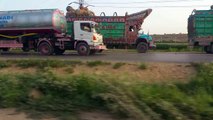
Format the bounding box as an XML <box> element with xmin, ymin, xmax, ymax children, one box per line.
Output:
<box><xmin>126</xmin><ymin>23</ymin><xmax>139</xmax><ymax>44</ymax></box>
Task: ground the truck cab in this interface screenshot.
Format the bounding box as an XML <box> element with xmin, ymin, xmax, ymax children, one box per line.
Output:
<box><xmin>68</xmin><ymin>21</ymin><xmax>106</xmax><ymax>55</ymax></box>
<box><xmin>136</xmin><ymin>31</ymin><xmax>155</xmax><ymax>53</ymax></box>
<box><xmin>128</xmin><ymin>26</ymin><xmax>155</xmax><ymax>53</ymax></box>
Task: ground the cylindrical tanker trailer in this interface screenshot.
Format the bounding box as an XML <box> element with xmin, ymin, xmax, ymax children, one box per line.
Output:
<box><xmin>0</xmin><ymin>9</ymin><xmax>106</xmax><ymax>55</ymax></box>
<box><xmin>0</xmin><ymin>9</ymin><xmax>67</xmax><ymax>34</ymax></box>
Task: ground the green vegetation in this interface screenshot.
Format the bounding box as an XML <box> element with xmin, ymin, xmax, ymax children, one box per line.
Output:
<box><xmin>64</xmin><ymin>67</ymin><xmax>75</xmax><ymax>74</ymax></box>
<box><xmin>0</xmin><ymin>59</ymin><xmax>83</xmax><ymax>69</ymax></box>
<box><xmin>0</xmin><ymin>61</ymin><xmax>11</xmax><ymax>69</ymax></box>
<box><xmin>112</xmin><ymin>62</ymin><xmax>126</xmax><ymax>69</ymax></box>
<box><xmin>0</xmin><ymin>60</ymin><xmax>212</xmax><ymax>120</ymax></box>
<box><xmin>86</xmin><ymin>60</ymin><xmax>110</xmax><ymax>67</ymax></box>
<box><xmin>107</xmin><ymin>43</ymin><xmax>202</xmax><ymax>53</ymax></box>
<box><xmin>138</xmin><ymin>62</ymin><xmax>147</xmax><ymax>70</ymax></box>
<box><xmin>154</xmin><ymin>43</ymin><xmax>202</xmax><ymax>52</ymax></box>
<box><xmin>155</xmin><ymin>41</ymin><xmax>187</xmax><ymax>44</ymax></box>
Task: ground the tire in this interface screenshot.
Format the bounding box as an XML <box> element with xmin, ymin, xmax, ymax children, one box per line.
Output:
<box><xmin>89</xmin><ymin>50</ymin><xmax>97</xmax><ymax>55</ymax></box>
<box><xmin>77</xmin><ymin>43</ymin><xmax>90</xmax><ymax>56</ymax></box>
<box><xmin>204</xmin><ymin>46</ymin><xmax>212</xmax><ymax>54</ymax></box>
<box><xmin>2</xmin><ymin>48</ymin><xmax>10</xmax><ymax>52</ymax></box>
<box><xmin>203</xmin><ymin>46</ymin><xmax>211</xmax><ymax>54</ymax></box>
<box><xmin>38</xmin><ymin>42</ymin><xmax>54</xmax><ymax>55</ymax></box>
<box><xmin>136</xmin><ymin>42</ymin><xmax>148</xmax><ymax>53</ymax></box>
<box><xmin>54</xmin><ymin>47</ymin><xmax>65</xmax><ymax>55</ymax></box>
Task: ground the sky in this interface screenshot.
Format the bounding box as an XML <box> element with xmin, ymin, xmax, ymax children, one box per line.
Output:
<box><xmin>0</xmin><ymin>0</ymin><xmax>212</xmax><ymax>34</ymax></box>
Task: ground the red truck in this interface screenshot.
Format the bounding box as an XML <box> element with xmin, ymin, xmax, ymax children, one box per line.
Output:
<box><xmin>66</xmin><ymin>6</ymin><xmax>155</xmax><ymax>53</ymax></box>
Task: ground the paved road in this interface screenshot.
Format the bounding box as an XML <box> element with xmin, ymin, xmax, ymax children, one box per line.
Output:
<box><xmin>0</xmin><ymin>52</ymin><xmax>212</xmax><ymax>63</ymax></box>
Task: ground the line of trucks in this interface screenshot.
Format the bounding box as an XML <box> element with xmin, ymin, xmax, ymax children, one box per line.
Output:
<box><xmin>0</xmin><ymin>4</ymin><xmax>212</xmax><ymax>55</ymax></box>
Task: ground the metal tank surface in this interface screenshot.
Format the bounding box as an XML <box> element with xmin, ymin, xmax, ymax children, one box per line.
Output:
<box><xmin>0</xmin><ymin>9</ymin><xmax>67</xmax><ymax>34</ymax></box>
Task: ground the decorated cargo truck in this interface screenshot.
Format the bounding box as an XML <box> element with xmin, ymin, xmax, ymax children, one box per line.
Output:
<box><xmin>0</xmin><ymin>9</ymin><xmax>106</xmax><ymax>55</ymax></box>
<box><xmin>66</xmin><ymin>5</ymin><xmax>155</xmax><ymax>53</ymax></box>
<box><xmin>188</xmin><ymin>6</ymin><xmax>213</xmax><ymax>54</ymax></box>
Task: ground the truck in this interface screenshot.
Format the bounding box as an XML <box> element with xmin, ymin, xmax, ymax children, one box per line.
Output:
<box><xmin>0</xmin><ymin>9</ymin><xmax>106</xmax><ymax>55</ymax></box>
<box><xmin>188</xmin><ymin>6</ymin><xmax>213</xmax><ymax>54</ymax></box>
<box><xmin>66</xmin><ymin>6</ymin><xmax>155</xmax><ymax>53</ymax></box>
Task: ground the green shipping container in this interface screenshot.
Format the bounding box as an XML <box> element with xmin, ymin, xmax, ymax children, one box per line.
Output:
<box><xmin>98</xmin><ymin>22</ymin><xmax>125</xmax><ymax>39</ymax></box>
<box><xmin>188</xmin><ymin>8</ymin><xmax>213</xmax><ymax>53</ymax></box>
<box><xmin>194</xmin><ymin>10</ymin><xmax>213</xmax><ymax>36</ymax></box>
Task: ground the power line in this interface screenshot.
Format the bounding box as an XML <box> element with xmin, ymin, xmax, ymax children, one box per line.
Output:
<box><xmin>93</xmin><ymin>5</ymin><xmax>210</xmax><ymax>8</ymax></box>
<box><xmin>90</xmin><ymin>0</ymin><xmax>206</xmax><ymax>4</ymax></box>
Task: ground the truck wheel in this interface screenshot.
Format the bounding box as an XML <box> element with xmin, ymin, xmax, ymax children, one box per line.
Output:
<box><xmin>89</xmin><ymin>50</ymin><xmax>97</xmax><ymax>55</ymax></box>
<box><xmin>77</xmin><ymin>43</ymin><xmax>90</xmax><ymax>56</ymax></box>
<box><xmin>54</xmin><ymin>47</ymin><xmax>65</xmax><ymax>55</ymax></box>
<box><xmin>137</xmin><ymin>42</ymin><xmax>148</xmax><ymax>53</ymax></box>
<box><xmin>204</xmin><ymin>46</ymin><xmax>212</xmax><ymax>54</ymax></box>
<box><xmin>38</xmin><ymin>42</ymin><xmax>54</xmax><ymax>55</ymax></box>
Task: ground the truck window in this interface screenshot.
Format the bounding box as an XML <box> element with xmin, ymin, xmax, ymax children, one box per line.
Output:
<box><xmin>80</xmin><ymin>23</ymin><xmax>91</xmax><ymax>32</ymax></box>
<box><xmin>129</xmin><ymin>26</ymin><xmax>135</xmax><ymax>32</ymax></box>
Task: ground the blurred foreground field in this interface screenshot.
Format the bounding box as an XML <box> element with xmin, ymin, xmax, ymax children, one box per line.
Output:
<box><xmin>0</xmin><ymin>60</ymin><xmax>212</xmax><ymax>120</ymax></box>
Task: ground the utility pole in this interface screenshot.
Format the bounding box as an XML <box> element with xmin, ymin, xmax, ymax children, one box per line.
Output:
<box><xmin>68</xmin><ymin>0</ymin><xmax>94</xmax><ymax>7</ymax></box>
<box><xmin>79</xmin><ymin>0</ymin><xmax>84</xmax><ymax>8</ymax></box>
<box><xmin>79</xmin><ymin>0</ymin><xmax>84</xmax><ymax>5</ymax></box>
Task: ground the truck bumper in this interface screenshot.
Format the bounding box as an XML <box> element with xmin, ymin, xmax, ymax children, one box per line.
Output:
<box><xmin>149</xmin><ymin>43</ymin><xmax>156</xmax><ymax>49</ymax></box>
<box><xmin>90</xmin><ymin>45</ymin><xmax>107</xmax><ymax>50</ymax></box>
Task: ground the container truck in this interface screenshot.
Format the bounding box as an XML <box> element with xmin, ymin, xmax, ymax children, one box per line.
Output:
<box><xmin>0</xmin><ymin>9</ymin><xmax>106</xmax><ymax>55</ymax></box>
<box><xmin>188</xmin><ymin>6</ymin><xmax>213</xmax><ymax>54</ymax></box>
<box><xmin>66</xmin><ymin>7</ymin><xmax>155</xmax><ymax>53</ymax></box>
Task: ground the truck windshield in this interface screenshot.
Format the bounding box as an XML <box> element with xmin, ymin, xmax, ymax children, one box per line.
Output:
<box><xmin>80</xmin><ymin>23</ymin><xmax>92</xmax><ymax>32</ymax></box>
<box><xmin>80</xmin><ymin>23</ymin><xmax>98</xmax><ymax>33</ymax></box>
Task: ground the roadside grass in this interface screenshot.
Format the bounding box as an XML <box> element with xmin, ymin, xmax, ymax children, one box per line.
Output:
<box><xmin>6</xmin><ymin>59</ymin><xmax>83</xmax><ymax>69</ymax></box>
<box><xmin>112</xmin><ymin>62</ymin><xmax>126</xmax><ymax>69</ymax></box>
<box><xmin>64</xmin><ymin>67</ymin><xmax>75</xmax><ymax>74</ymax></box>
<box><xmin>0</xmin><ymin>61</ymin><xmax>12</xmax><ymax>69</ymax></box>
<box><xmin>0</xmin><ymin>60</ymin><xmax>212</xmax><ymax>120</ymax></box>
<box><xmin>154</xmin><ymin>43</ymin><xmax>202</xmax><ymax>52</ymax></box>
<box><xmin>138</xmin><ymin>62</ymin><xmax>147</xmax><ymax>70</ymax></box>
<box><xmin>106</xmin><ymin>43</ymin><xmax>202</xmax><ymax>53</ymax></box>
<box><xmin>86</xmin><ymin>61</ymin><xmax>111</xmax><ymax>67</ymax></box>
<box><xmin>155</xmin><ymin>41</ymin><xmax>187</xmax><ymax>44</ymax></box>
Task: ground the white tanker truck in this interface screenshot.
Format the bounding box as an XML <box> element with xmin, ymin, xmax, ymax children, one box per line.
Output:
<box><xmin>0</xmin><ymin>9</ymin><xmax>106</xmax><ymax>55</ymax></box>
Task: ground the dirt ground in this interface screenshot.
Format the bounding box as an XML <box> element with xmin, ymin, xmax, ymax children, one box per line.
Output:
<box><xmin>0</xmin><ymin>109</ymin><xmax>119</xmax><ymax>120</ymax></box>
<box><xmin>0</xmin><ymin>109</ymin><xmax>31</xmax><ymax>120</ymax></box>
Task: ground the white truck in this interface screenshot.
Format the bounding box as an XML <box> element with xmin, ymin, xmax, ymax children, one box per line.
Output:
<box><xmin>71</xmin><ymin>21</ymin><xmax>106</xmax><ymax>55</ymax></box>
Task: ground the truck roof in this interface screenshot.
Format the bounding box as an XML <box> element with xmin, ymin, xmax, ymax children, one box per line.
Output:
<box><xmin>193</xmin><ymin>9</ymin><xmax>213</xmax><ymax>16</ymax></box>
<box><xmin>74</xmin><ymin>21</ymin><xmax>97</xmax><ymax>24</ymax></box>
